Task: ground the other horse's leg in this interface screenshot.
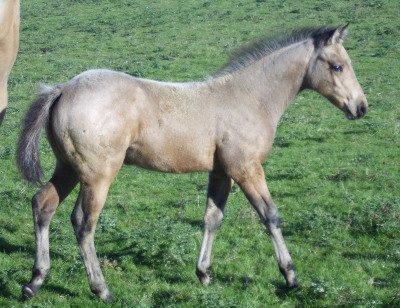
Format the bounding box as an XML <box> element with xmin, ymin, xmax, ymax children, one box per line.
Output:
<box><xmin>0</xmin><ymin>107</ymin><xmax>6</xmax><ymax>126</ymax></box>
<box><xmin>23</xmin><ymin>162</ymin><xmax>78</xmax><ymax>299</ymax></box>
<box><xmin>235</xmin><ymin>164</ymin><xmax>299</xmax><ymax>289</ymax></box>
<box><xmin>196</xmin><ymin>171</ymin><xmax>233</xmax><ymax>285</ymax></box>
<box><xmin>0</xmin><ymin>82</ymin><xmax>7</xmax><ymax>126</ymax></box>
<box><xmin>71</xmin><ymin>176</ymin><xmax>116</xmax><ymax>302</ymax></box>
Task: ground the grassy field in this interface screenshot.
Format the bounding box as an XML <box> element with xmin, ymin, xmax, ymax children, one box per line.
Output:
<box><xmin>1</xmin><ymin>0</ymin><xmax>399</xmax><ymax>307</ymax></box>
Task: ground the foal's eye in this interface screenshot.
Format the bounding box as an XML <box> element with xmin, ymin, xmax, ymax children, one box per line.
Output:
<box><xmin>330</xmin><ymin>65</ymin><xmax>343</xmax><ymax>72</ymax></box>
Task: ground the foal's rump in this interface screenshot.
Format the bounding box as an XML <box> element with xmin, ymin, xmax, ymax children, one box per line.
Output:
<box><xmin>16</xmin><ymin>70</ymin><xmax>141</xmax><ymax>183</ymax></box>
<box><xmin>47</xmin><ymin>70</ymin><xmax>150</xmax><ymax>176</ymax></box>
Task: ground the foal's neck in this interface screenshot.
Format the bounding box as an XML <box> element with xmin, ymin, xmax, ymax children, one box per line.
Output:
<box><xmin>220</xmin><ymin>40</ymin><xmax>313</xmax><ymax>121</ymax></box>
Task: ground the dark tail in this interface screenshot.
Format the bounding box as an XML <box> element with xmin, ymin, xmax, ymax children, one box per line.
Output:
<box><xmin>16</xmin><ymin>86</ymin><xmax>62</xmax><ymax>185</ymax></box>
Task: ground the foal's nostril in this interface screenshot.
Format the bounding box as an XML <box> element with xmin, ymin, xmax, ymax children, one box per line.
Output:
<box><xmin>357</xmin><ymin>102</ymin><xmax>367</xmax><ymax>118</ymax></box>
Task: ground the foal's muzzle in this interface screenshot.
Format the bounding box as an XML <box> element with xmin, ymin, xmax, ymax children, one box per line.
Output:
<box><xmin>344</xmin><ymin>100</ymin><xmax>368</xmax><ymax>120</ymax></box>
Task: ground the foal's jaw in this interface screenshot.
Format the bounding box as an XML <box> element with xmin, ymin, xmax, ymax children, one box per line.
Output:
<box><xmin>316</xmin><ymin>91</ymin><xmax>368</xmax><ymax>120</ymax></box>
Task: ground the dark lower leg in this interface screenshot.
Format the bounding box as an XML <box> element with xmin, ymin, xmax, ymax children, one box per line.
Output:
<box><xmin>267</xmin><ymin>215</ymin><xmax>299</xmax><ymax>288</ymax></box>
<box><xmin>196</xmin><ymin>172</ymin><xmax>232</xmax><ymax>285</ymax></box>
<box><xmin>237</xmin><ymin>168</ymin><xmax>299</xmax><ymax>289</ymax></box>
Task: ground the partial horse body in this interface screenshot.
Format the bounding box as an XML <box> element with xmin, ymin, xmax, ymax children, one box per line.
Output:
<box><xmin>0</xmin><ymin>0</ymin><xmax>20</xmax><ymax>126</ymax></box>
<box><xmin>17</xmin><ymin>25</ymin><xmax>367</xmax><ymax>301</ymax></box>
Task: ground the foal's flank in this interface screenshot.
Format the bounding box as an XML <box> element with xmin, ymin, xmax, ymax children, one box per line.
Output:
<box><xmin>17</xmin><ymin>25</ymin><xmax>367</xmax><ymax>301</ymax></box>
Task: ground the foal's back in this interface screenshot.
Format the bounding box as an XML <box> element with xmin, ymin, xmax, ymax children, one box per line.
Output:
<box><xmin>50</xmin><ymin>70</ymin><xmax>219</xmax><ymax>175</ymax></box>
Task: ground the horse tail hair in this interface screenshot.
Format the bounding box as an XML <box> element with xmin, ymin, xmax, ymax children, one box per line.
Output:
<box><xmin>16</xmin><ymin>86</ymin><xmax>62</xmax><ymax>186</ymax></box>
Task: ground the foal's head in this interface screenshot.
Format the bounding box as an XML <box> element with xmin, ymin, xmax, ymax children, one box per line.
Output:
<box><xmin>304</xmin><ymin>25</ymin><xmax>368</xmax><ymax>120</ymax></box>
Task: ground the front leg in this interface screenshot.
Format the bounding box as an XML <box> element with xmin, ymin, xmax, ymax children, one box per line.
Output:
<box><xmin>196</xmin><ymin>171</ymin><xmax>233</xmax><ymax>285</ymax></box>
<box><xmin>235</xmin><ymin>164</ymin><xmax>299</xmax><ymax>289</ymax></box>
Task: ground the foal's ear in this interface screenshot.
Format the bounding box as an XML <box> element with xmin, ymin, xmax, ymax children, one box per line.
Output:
<box><xmin>322</xmin><ymin>24</ymin><xmax>349</xmax><ymax>46</ymax></box>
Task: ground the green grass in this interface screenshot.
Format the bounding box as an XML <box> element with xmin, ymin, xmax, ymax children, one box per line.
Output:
<box><xmin>1</xmin><ymin>0</ymin><xmax>399</xmax><ymax>307</ymax></box>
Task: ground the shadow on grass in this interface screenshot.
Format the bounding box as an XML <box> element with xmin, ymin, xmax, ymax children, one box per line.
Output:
<box><xmin>0</xmin><ymin>237</ymin><xmax>30</xmax><ymax>254</ymax></box>
<box><xmin>274</xmin><ymin>280</ymin><xmax>301</xmax><ymax>294</ymax></box>
<box><xmin>151</xmin><ymin>288</ymin><xmax>192</xmax><ymax>307</ymax></box>
<box><xmin>0</xmin><ymin>236</ymin><xmax>72</xmax><ymax>262</ymax></box>
<box><xmin>266</xmin><ymin>172</ymin><xmax>307</xmax><ymax>181</ymax></box>
<box><xmin>211</xmin><ymin>272</ymin><xmax>276</xmax><ymax>291</ymax></box>
<box><xmin>274</xmin><ymin>281</ymin><xmax>326</xmax><ymax>304</ymax></box>
<box><xmin>303</xmin><ymin>136</ymin><xmax>326</xmax><ymax>143</ymax></box>
<box><xmin>154</xmin><ymin>270</ymin><xmax>187</xmax><ymax>284</ymax></box>
<box><xmin>41</xmin><ymin>283</ymin><xmax>79</xmax><ymax>298</ymax></box>
<box><xmin>342</xmin><ymin>130</ymin><xmax>367</xmax><ymax>135</ymax></box>
<box><xmin>179</xmin><ymin>217</ymin><xmax>203</xmax><ymax>228</ymax></box>
<box><xmin>342</xmin><ymin>250</ymin><xmax>399</xmax><ymax>262</ymax></box>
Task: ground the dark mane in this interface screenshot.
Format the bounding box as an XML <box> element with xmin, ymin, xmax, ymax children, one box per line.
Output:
<box><xmin>214</xmin><ymin>26</ymin><xmax>337</xmax><ymax>77</ymax></box>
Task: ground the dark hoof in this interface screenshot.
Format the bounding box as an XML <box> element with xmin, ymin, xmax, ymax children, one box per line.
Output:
<box><xmin>22</xmin><ymin>284</ymin><xmax>38</xmax><ymax>299</ymax></box>
<box><xmin>94</xmin><ymin>289</ymin><xmax>116</xmax><ymax>302</ymax></box>
<box><xmin>286</xmin><ymin>279</ymin><xmax>300</xmax><ymax>290</ymax></box>
<box><xmin>199</xmin><ymin>274</ymin><xmax>211</xmax><ymax>286</ymax></box>
<box><xmin>196</xmin><ymin>269</ymin><xmax>211</xmax><ymax>286</ymax></box>
<box><xmin>103</xmin><ymin>294</ymin><xmax>116</xmax><ymax>303</ymax></box>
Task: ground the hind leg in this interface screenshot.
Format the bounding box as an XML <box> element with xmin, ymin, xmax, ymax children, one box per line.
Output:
<box><xmin>71</xmin><ymin>175</ymin><xmax>117</xmax><ymax>302</ymax></box>
<box><xmin>23</xmin><ymin>162</ymin><xmax>78</xmax><ymax>299</ymax></box>
<box><xmin>196</xmin><ymin>171</ymin><xmax>233</xmax><ymax>285</ymax></box>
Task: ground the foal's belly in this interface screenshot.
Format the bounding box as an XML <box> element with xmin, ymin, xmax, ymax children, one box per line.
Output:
<box><xmin>124</xmin><ymin>139</ymin><xmax>216</xmax><ymax>174</ymax></box>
